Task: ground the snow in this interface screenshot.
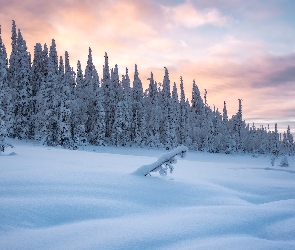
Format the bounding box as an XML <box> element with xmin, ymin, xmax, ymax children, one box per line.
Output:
<box><xmin>1</xmin><ymin>138</ymin><xmax>295</xmax><ymax>249</ymax></box>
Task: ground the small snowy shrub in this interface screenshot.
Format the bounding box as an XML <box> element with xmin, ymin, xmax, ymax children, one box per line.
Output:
<box><xmin>270</xmin><ymin>155</ymin><xmax>276</xmax><ymax>166</ymax></box>
<box><xmin>133</xmin><ymin>145</ymin><xmax>188</xmax><ymax>176</ymax></box>
<box><xmin>280</xmin><ymin>155</ymin><xmax>289</xmax><ymax>167</ymax></box>
<box><xmin>0</xmin><ymin>109</ymin><xmax>13</xmax><ymax>153</ymax></box>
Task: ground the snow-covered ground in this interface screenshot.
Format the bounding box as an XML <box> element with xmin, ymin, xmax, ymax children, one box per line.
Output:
<box><xmin>1</xmin><ymin>139</ymin><xmax>295</xmax><ymax>250</ymax></box>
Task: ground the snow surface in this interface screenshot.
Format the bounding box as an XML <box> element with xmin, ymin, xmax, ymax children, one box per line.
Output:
<box><xmin>1</xmin><ymin>138</ymin><xmax>295</xmax><ymax>250</ymax></box>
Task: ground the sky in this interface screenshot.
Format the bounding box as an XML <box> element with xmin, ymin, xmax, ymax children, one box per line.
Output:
<box><xmin>0</xmin><ymin>0</ymin><xmax>295</xmax><ymax>133</ymax></box>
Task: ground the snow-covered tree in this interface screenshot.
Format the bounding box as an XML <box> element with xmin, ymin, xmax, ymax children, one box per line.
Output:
<box><xmin>58</xmin><ymin>102</ymin><xmax>73</xmax><ymax>148</ymax></box>
<box><xmin>56</xmin><ymin>51</ymin><xmax>75</xmax><ymax>148</ymax></box>
<box><xmin>131</xmin><ymin>64</ymin><xmax>146</xmax><ymax>146</ymax></box>
<box><xmin>82</xmin><ymin>48</ymin><xmax>105</xmax><ymax>145</ymax></box>
<box><xmin>0</xmin><ymin>25</ymin><xmax>13</xmax><ymax>136</ymax></box>
<box><xmin>189</xmin><ymin>80</ymin><xmax>205</xmax><ymax>150</ymax></box>
<box><xmin>12</xmin><ymin>28</ymin><xmax>33</xmax><ymax>139</ymax></box>
<box><xmin>72</xmin><ymin>60</ymin><xmax>88</xmax><ymax>148</ymax></box>
<box><xmin>101</xmin><ymin>52</ymin><xmax>113</xmax><ymax>139</ymax></box>
<box><xmin>35</xmin><ymin>48</ymin><xmax>59</xmax><ymax>146</ymax></box>
<box><xmin>49</xmin><ymin>39</ymin><xmax>58</xmax><ymax>75</ymax></box>
<box><xmin>145</xmin><ymin>72</ymin><xmax>162</xmax><ymax>148</ymax></box>
<box><xmin>0</xmin><ymin>109</ymin><xmax>9</xmax><ymax>153</ymax></box>
<box><xmin>89</xmin><ymin>88</ymin><xmax>106</xmax><ymax>146</ymax></box>
<box><xmin>8</xmin><ymin>20</ymin><xmax>18</xmax><ymax>92</ymax></box>
<box><xmin>179</xmin><ymin>77</ymin><xmax>191</xmax><ymax>146</ymax></box>
<box><xmin>111</xmin><ymin>68</ymin><xmax>132</xmax><ymax>146</ymax></box>
<box><xmin>159</xmin><ymin>67</ymin><xmax>177</xmax><ymax>149</ymax></box>
<box><xmin>31</xmin><ymin>43</ymin><xmax>44</xmax><ymax>107</ymax></box>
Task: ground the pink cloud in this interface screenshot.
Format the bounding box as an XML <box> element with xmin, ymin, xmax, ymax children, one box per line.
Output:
<box><xmin>0</xmin><ymin>0</ymin><xmax>294</xmax><ymax>132</ymax></box>
<box><xmin>162</xmin><ymin>0</ymin><xmax>229</xmax><ymax>28</ymax></box>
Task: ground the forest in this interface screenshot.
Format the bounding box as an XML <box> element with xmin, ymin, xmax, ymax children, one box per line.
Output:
<box><xmin>0</xmin><ymin>21</ymin><xmax>294</xmax><ymax>155</ymax></box>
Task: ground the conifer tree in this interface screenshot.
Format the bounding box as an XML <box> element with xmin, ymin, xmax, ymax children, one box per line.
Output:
<box><xmin>190</xmin><ymin>80</ymin><xmax>205</xmax><ymax>150</ymax></box>
<box><xmin>12</xmin><ymin>28</ymin><xmax>33</xmax><ymax>139</ymax></box>
<box><xmin>159</xmin><ymin>67</ymin><xmax>176</xmax><ymax>149</ymax></box>
<box><xmin>111</xmin><ymin>68</ymin><xmax>132</xmax><ymax>146</ymax></box>
<box><xmin>89</xmin><ymin>87</ymin><xmax>106</xmax><ymax>146</ymax></box>
<box><xmin>145</xmin><ymin>72</ymin><xmax>162</xmax><ymax>148</ymax></box>
<box><xmin>72</xmin><ymin>60</ymin><xmax>84</xmax><ymax>125</ymax></box>
<box><xmin>83</xmin><ymin>48</ymin><xmax>105</xmax><ymax>145</ymax></box>
<box><xmin>8</xmin><ymin>20</ymin><xmax>18</xmax><ymax>92</ymax></box>
<box><xmin>57</xmin><ymin>51</ymin><xmax>74</xmax><ymax>148</ymax></box>
<box><xmin>0</xmin><ymin>109</ymin><xmax>8</xmax><ymax>152</ymax></box>
<box><xmin>101</xmin><ymin>52</ymin><xmax>113</xmax><ymax>139</ymax></box>
<box><xmin>179</xmin><ymin>77</ymin><xmax>190</xmax><ymax>145</ymax></box>
<box><xmin>31</xmin><ymin>42</ymin><xmax>46</xmax><ymax>128</ymax></box>
<box><xmin>0</xmin><ymin>25</ymin><xmax>13</xmax><ymax>136</ymax></box>
<box><xmin>283</xmin><ymin>125</ymin><xmax>294</xmax><ymax>155</ymax></box>
<box><xmin>223</xmin><ymin>101</ymin><xmax>228</xmax><ymax>123</ymax></box>
<box><xmin>49</xmin><ymin>39</ymin><xmax>58</xmax><ymax>74</ymax></box>
<box><xmin>35</xmin><ymin>49</ymin><xmax>59</xmax><ymax>145</ymax></box>
<box><xmin>109</xmin><ymin>64</ymin><xmax>123</xmax><ymax>145</ymax></box>
<box><xmin>131</xmin><ymin>64</ymin><xmax>146</xmax><ymax>146</ymax></box>
<box><xmin>72</xmin><ymin>60</ymin><xmax>88</xmax><ymax>148</ymax></box>
<box><xmin>63</xmin><ymin>51</ymin><xmax>75</xmax><ymax>101</ymax></box>
<box><xmin>31</xmin><ymin>43</ymin><xmax>44</xmax><ymax>98</ymax></box>
<box><xmin>170</xmin><ymin>82</ymin><xmax>180</xmax><ymax>147</ymax></box>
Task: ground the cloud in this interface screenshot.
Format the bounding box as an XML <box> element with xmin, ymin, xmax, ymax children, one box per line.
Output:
<box><xmin>1</xmin><ymin>0</ymin><xmax>294</xmax><ymax>130</ymax></box>
<box><xmin>161</xmin><ymin>0</ymin><xmax>229</xmax><ymax>28</ymax></box>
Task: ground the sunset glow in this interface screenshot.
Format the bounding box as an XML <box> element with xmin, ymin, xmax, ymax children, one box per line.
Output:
<box><xmin>1</xmin><ymin>0</ymin><xmax>294</xmax><ymax>132</ymax></box>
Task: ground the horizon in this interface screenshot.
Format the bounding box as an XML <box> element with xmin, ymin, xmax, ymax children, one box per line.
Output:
<box><xmin>0</xmin><ymin>0</ymin><xmax>294</xmax><ymax>134</ymax></box>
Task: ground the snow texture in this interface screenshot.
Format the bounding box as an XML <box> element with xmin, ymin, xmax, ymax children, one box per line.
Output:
<box><xmin>1</xmin><ymin>139</ymin><xmax>295</xmax><ymax>250</ymax></box>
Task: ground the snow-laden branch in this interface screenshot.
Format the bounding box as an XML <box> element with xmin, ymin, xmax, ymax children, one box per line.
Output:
<box><xmin>133</xmin><ymin>146</ymin><xmax>188</xmax><ymax>176</ymax></box>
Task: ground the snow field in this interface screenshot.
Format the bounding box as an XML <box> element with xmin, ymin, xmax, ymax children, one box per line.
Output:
<box><xmin>0</xmin><ymin>139</ymin><xmax>295</xmax><ymax>249</ymax></box>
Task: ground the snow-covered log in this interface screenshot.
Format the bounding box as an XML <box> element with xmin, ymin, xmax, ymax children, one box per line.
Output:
<box><xmin>133</xmin><ymin>145</ymin><xmax>188</xmax><ymax>176</ymax></box>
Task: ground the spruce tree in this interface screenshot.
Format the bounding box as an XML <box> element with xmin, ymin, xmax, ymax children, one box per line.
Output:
<box><xmin>31</xmin><ymin>42</ymin><xmax>45</xmax><ymax>127</ymax></box>
<box><xmin>8</xmin><ymin>20</ymin><xmax>18</xmax><ymax>91</ymax></box>
<box><xmin>0</xmin><ymin>25</ymin><xmax>13</xmax><ymax>136</ymax></box>
<box><xmin>35</xmin><ymin>50</ymin><xmax>59</xmax><ymax>145</ymax></box>
<box><xmin>131</xmin><ymin>64</ymin><xmax>146</xmax><ymax>146</ymax></box>
<box><xmin>170</xmin><ymin>82</ymin><xmax>180</xmax><ymax>147</ymax></box>
<box><xmin>12</xmin><ymin>28</ymin><xmax>33</xmax><ymax>139</ymax></box>
<box><xmin>145</xmin><ymin>72</ymin><xmax>162</xmax><ymax>148</ymax></box>
<box><xmin>89</xmin><ymin>87</ymin><xmax>106</xmax><ymax>146</ymax></box>
<box><xmin>179</xmin><ymin>77</ymin><xmax>190</xmax><ymax>146</ymax></box>
<box><xmin>190</xmin><ymin>80</ymin><xmax>205</xmax><ymax>150</ymax></box>
<box><xmin>0</xmin><ymin>109</ymin><xmax>8</xmax><ymax>153</ymax></box>
<box><xmin>57</xmin><ymin>51</ymin><xmax>74</xmax><ymax>148</ymax></box>
<box><xmin>72</xmin><ymin>60</ymin><xmax>88</xmax><ymax>148</ymax></box>
<box><xmin>160</xmin><ymin>67</ymin><xmax>177</xmax><ymax>149</ymax></box>
<box><xmin>83</xmin><ymin>48</ymin><xmax>105</xmax><ymax>145</ymax></box>
<box><xmin>111</xmin><ymin>68</ymin><xmax>132</xmax><ymax>146</ymax></box>
<box><xmin>49</xmin><ymin>39</ymin><xmax>58</xmax><ymax>74</ymax></box>
<box><xmin>101</xmin><ymin>52</ymin><xmax>114</xmax><ymax>139</ymax></box>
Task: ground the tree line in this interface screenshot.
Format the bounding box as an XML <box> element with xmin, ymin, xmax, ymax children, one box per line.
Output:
<box><xmin>0</xmin><ymin>21</ymin><xmax>294</xmax><ymax>155</ymax></box>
